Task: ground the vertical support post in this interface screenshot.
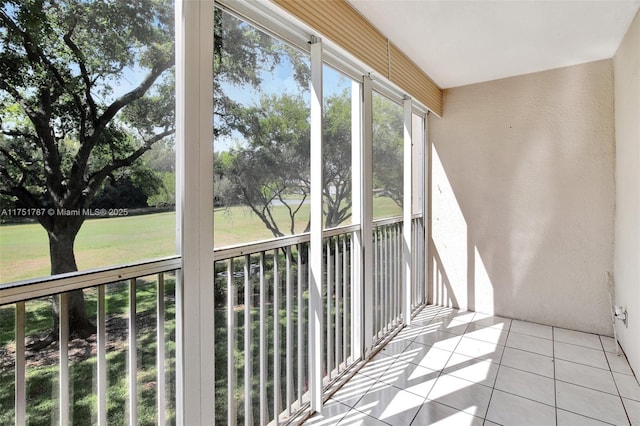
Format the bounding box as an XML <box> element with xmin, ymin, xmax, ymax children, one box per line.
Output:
<box><xmin>362</xmin><ymin>75</ymin><xmax>374</xmax><ymax>353</ymax></box>
<box><xmin>97</xmin><ymin>286</ymin><xmax>107</xmax><ymax>426</ymax></box>
<box><xmin>350</xmin><ymin>80</ymin><xmax>363</xmax><ymax>360</ymax></box>
<box><xmin>309</xmin><ymin>36</ymin><xmax>324</xmax><ymax>413</ymax></box>
<box><xmin>128</xmin><ymin>279</ymin><xmax>137</xmax><ymax>426</ymax></box>
<box><xmin>402</xmin><ymin>97</ymin><xmax>413</xmax><ymax>324</ymax></box>
<box><xmin>423</xmin><ymin>113</ymin><xmax>430</xmax><ymax>306</ymax></box>
<box><xmin>175</xmin><ymin>0</ymin><xmax>215</xmax><ymax>424</ymax></box>
<box><xmin>413</xmin><ymin>113</ymin><xmax>426</xmax><ymax>308</ymax></box>
<box><xmin>59</xmin><ymin>293</ymin><xmax>69</xmax><ymax>426</ymax></box>
<box><xmin>15</xmin><ymin>302</ymin><xmax>25</xmax><ymax>426</ymax></box>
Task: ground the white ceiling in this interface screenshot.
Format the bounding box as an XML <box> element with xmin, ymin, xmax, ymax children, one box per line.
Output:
<box><xmin>348</xmin><ymin>0</ymin><xmax>640</xmax><ymax>88</ymax></box>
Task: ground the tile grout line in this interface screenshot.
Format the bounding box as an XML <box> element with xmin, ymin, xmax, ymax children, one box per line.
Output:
<box><xmin>602</xmin><ymin>333</ymin><xmax>634</xmax><ymax>425</ymax></box>
<box><xmin>482</xmin><ymin>315</ymin><xmax>512</xmax><ymax>423</ymax></box>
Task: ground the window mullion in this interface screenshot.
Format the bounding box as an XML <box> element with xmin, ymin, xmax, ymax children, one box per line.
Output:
<box><xmin>402</xmin><ymin>97</ymin><xmax>413</xmax><ymax>324</ymax></box>
<box><xmin>174</xmin><ymin>1</ymin><xmax>215</xmax><ymax>424</ymax></box>
<box><xmin>362</xmin><ymin>75</ymin><xmax>374</xmax><ymax>354</ymax></box>
<box><xmin>308</xmin><ymin>36</ymin><xmax>324</xmax><ymax>414</ymax></box>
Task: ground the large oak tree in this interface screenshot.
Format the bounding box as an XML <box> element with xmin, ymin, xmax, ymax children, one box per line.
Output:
<box><xmin>0</xmin><ymin>0</ymin><xmax>174</xmax><ymax>339</ymax></box>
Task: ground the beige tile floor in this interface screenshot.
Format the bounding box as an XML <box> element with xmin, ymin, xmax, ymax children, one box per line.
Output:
<box><xmin>306</xmin><ymin>305</ymin><xmax>640</xmax><ymax>426</ymax></box>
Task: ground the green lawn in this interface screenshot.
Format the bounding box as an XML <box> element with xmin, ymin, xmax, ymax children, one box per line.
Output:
<box><xmin>0</xmin><ymin>197</ymin><xmax>400</xmax><ymax>284</ymax></box>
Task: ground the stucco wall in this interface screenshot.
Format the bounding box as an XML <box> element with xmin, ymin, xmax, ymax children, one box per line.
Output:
<box><xmin>428</xmin><ymin>59</ymin><xmax>615</xmax><ymax>335</ymax></box>
<box><xmin>614</xmin><ymin>10</ymin><xmax>640</xmax><ymax>375</ymax></box>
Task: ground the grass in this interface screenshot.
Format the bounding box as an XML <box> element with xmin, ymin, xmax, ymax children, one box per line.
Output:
<box><xmin>0</xmin><ymin>197</ymin><xmax>400</xmax><ymax>284</ymax></box>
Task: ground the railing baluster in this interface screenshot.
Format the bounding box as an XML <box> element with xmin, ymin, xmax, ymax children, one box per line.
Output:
<box><xmin>259</xmin><ymin>251</ymin><xmax>267</xmax><ymax>426</ymax></box>
<box><xmin>398</xmin><ymin>223</ymin><xmax>402</xmax><ymax>321</ymax></box>
<box><xmin>394</xmin><ymin>224</ymin><xmax>399</xmax><ymax>322</ymax></box>
<box><xmin>379</xmin><ymin>228</ymin><xmax>383</xmax><ymax>335</ymax></box>
<box><xmin>384</xmin><ymin>226</ymin><xmax>389</xmax><ymax>332</ymax></box>
<box><xmin>157</xmin><ymin>274</ymin><xmax>166</xmax><ymax>425</ymax></box>
<box><xmin>285</xmin><ymin>246</ymin><xmax>293</xmax><ymax>416</ymax></box>
<box><xmin>15</xmin><ymin>301</ymin><xmax>25</xmax><ymax>426</ymax></box>
<box><xmin>420</xmin><ymin>219</ymin><xmax>424</xmax><ymax>303</ymax></box>
<box><xmin>326</xmin><ymin>239</ymin><xmax>333</xmax><ymax>380</ymax></box>
<box><xmin>97</xmin><ymin>286</ymin><xmax>107</xmax><ymax>426</ymax></box>
<box><xmin>420</xmin><ymin>219</ymin><xmax>424</xmax><ymax>305</ymax></box>
<box><xmin>418</xmin><ymin>220</ymin><xmax>422</xmax><ymax>306</ymax></box>
<box><xmin>350</xmin><ymin>231</ymin><xmax>355</xmax><ymax>363</ymax></box>
<box><xmin>273</xmin><ymin>249</ymin><xmax>281</xmax><ymax>425</ymax></box>
<box><xmin>296</xmin><ymin>244</ymin><xmax>303</xmax><ymax>404</ymax></box>
<box><xmin>373</xmin><ymin>228</ymin><xmax>378</xmax><ymax>337</ymax></box>
<box><xmin>394</xmin><ymin>224</ymin><xmax>398</xmax><ymax>322</ymax></box>
<box><xmin>384</xmin><ymin>225</ymin><xmax>388</xmax><ymax>330</ymax></box>
<box><xmin>334</xmin><ymin>236</ymin><xmax>341</xmax><ymax>373</ymax></box>
<box><xmin>388</xmin><ymin>225</ymin><xmax>392</xmax><ymax>326</ymax></box>
<box><xmin>411</xmin><ymin>219</ymin><xmax>420</xmax><ymax>311</ymax></box>
<box><xmin>244</xmin><ymin>254</ymin><xmax>253</xmax><ymax>426</ymax></box>
<box><xmin>227</xmin><ymin>258</ymin><xmax>236</xmax><ymax>426</ymax></box>
<box><xmin>128</xmin><ymin>279</ymin><xmax>137</xmax><ymax>426</ymax></box>
<box><xmin>343</xmin><ymin>235</ymin><xmax>349</xmax><ymax>365</ymax></box>
<box><xmin>394</xmin><ymin>225</ymin><xmax>399</xmax><ymax>326</ymax></box>
<box><xmin>59</xmin><ymin>293</ymin><xmax>69</xmax><ymax>426</ymax></box>
<box><xmin>396</xmin><ymin>223</ymin><xmax>400</xmax><ymax>321</ymax></box>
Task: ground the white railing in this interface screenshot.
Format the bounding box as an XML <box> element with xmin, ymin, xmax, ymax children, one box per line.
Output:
<box><xmin>0</xmin><ymin>215</ymin><xmax>427</xmax><ymax>426</ymax></box>
<box><xmin>212</xmin><ymin>223</ymin><xmax>361</xmax><ymax>425</ymax></box>
<box><xmin>213</xmin><ymin>235</ymin><xmax>311</xmax><ymax>425</ymax></box>
<box><xmin>372</xmin><ymin>218</ymin><xmax>403</xmax><ymax>342</ymax></box>
<box><xmin>0</xmin><ymin>256</ymin><xmax>181</xmax><ymax>425</ymax></box>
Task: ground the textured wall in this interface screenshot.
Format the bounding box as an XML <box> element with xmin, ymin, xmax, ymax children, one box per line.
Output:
<box><xmin>428</xmin><ymin>59</ymin><xmax>615</xmax><ymax>335</ymax></box>
<box><xmin>614</xmin><ymin>10</ymin><xmax>640</xmax><ymax>375</ymax></box>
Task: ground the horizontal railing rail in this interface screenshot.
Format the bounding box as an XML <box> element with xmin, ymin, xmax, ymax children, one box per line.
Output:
<box><xmin>0</xmin><ymin>256</ymin><xmax>181</xmax><ymax>305</ymax></box>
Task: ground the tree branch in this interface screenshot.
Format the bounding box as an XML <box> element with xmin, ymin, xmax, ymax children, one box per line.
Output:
<box><xmin>74</xmin><ymin>58</ymin><xmax>174</xmax><ymax>181</ymax></box>
<box><xmin>97</xmin><ymin>59</ymin><xmax>174</xmax><ymax>132</ymax></box>
<box><xmin>63</xmin><ymin>23</ymin><xmax>98</xmax><ymax>124</ymax></box>
<box><xmin>240</xmin><ymin>188</ymin><xmax>284</xmax><ymax>238</ymax></box>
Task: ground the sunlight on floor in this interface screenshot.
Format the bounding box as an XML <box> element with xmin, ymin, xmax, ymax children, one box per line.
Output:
<box><xmin>305</xmin><ymin>305</ymin><xmax>640</xmax><ymax>426</ymax></box>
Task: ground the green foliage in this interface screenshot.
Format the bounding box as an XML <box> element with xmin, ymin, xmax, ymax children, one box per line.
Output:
<box><xmin>147</xmin><ymin>171</ymin><xmax>175</xmax><ymax>208</ymax></box>
<box><xmin>213</xmin><ymin>7</ymin><xmax>301</xmax><ymax>138</ymax></box>
<box><xmin>220</xmin><ymin>93</ymin><xmax>311</xmax><ymax>237</ymax></box>
<box><xmin>323</xmin><ymin>90</ymin><xmax>353</xmax><ymax>227</ymax></box>
<box><xmin>372</xmin><ymin>93</ymin><xmax>404</xmax><ymax>207</ymax></box>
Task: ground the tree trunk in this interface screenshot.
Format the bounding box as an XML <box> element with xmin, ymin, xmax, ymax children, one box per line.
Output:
<box><xmin>48</xmin><ymin>219</ymin><xmax>96</xmax><ymax>339</ymax></box>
